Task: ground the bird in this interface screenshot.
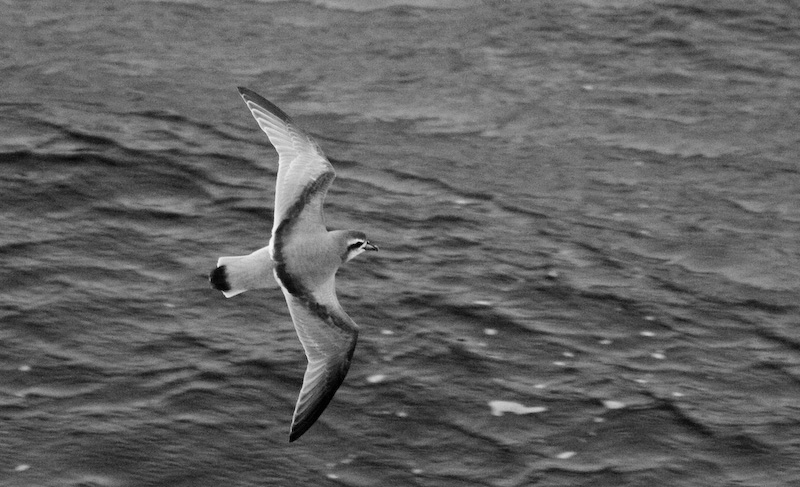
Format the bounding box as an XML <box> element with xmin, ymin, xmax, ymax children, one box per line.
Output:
<box><xmin>209</xmin><ymin>87</ymin><xmax>378</xmax><ymax>442</ymax></box>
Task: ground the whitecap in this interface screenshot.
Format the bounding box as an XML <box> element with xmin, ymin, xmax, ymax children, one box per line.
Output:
<box><xmin>488</xmin><ymin>400</ymin><xmax>547</xmax><ymax>416</ymax></box>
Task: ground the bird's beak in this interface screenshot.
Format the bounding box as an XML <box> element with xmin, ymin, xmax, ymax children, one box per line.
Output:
<box><xmin>364</xmin><ymin>241</ymin><xmax>379</xmax><ymax>251</ymax></box>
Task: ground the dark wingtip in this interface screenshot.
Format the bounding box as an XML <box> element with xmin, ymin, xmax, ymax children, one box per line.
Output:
<box><xmin>288</xmin><ymin>415</ymin><xmax>316</xmax><ymax>443</ymax></box>
<box><xmin>287</xmin><ymin>345</ymin><xmax>356</xmax><ymax>443</ymax></box>
<box><xmin>237</xmin><ymin>87</ymin><xmax>293</xmax><ymax>123</ymax></box>
<box><xmin>209</xmin><ymin>266</ymin><xmax>231</xmax><ymax>292</ymax></box>
<box><xmin>289</xmin><ymin>415</ymin><xmax>311</xmax><ymax>442</ymax></box>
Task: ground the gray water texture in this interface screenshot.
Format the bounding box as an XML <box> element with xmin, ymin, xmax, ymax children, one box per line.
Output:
<box><xmin>1</xmin><ymin>0</ymin><xmax>799</xmax><ymax>486</ymax></box>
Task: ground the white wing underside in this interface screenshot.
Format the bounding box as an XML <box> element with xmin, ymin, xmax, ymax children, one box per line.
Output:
<box><xmin>238</xmin><ymin>87</ymin><xmax>335</xmax><ymax>236</ymax></box>
<box><xmin>281</xmin><ymin>276</ymin><xmax>358</xmax><ymax>441</ymax></box>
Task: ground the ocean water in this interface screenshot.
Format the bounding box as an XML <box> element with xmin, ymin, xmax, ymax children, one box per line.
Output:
<box><xmin>2</xmin><ymin>0</ymin><xmax>800</xmax><ymax>485</ymax></box>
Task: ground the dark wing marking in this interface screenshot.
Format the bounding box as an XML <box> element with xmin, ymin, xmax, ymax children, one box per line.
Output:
<box><xmin>237</xmin><ymin>87</ymin><xmax>334</xmax><ymax>235</ymax></box>
<box><xmin>279</xmin><ymin>277</ymin><xmax>358</xmax><ymax>442</ymax></box>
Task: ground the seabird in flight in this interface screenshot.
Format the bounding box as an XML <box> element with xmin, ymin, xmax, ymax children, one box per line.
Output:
<box><xmin>210</xmin><ymin>87</ymin><xmax>378</xmax><ymax>442</ymax></box>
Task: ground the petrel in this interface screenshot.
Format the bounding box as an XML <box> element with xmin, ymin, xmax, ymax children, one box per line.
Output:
<box><xmin>210</xmin><ymin>87</ymin><xmax>378</xmax><ymax>442</ymax></box>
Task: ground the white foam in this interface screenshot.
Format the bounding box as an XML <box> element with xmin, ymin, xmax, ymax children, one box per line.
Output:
<box><xmin>602</xmin><ymin>400</ymin><xmax>626</xmax><ymax>410</ymax></box>
<box><xmin>488</xmin><ymin>400</ymin><xmax>547</xmax><ymax>416</ymax></box>
<box><xmin>366</xmin><ymin>374</ymin><xmax>386</xmax><ymax>384</ymax></box>
<box><xmin>556</xmin><ymin>451</ymin><xmax>576</xmax><ymax>459</ymax></box>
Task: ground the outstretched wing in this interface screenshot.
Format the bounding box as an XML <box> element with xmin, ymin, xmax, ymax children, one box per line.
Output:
<box><xmin>237</xmin><ymin>87</ymin><xmax>335</xmax><ymax>235</ymax></box>
<box><xmin>280</xmin><ymin>276</ymin><xmax>359</xmax><ymax>442</ymax></box>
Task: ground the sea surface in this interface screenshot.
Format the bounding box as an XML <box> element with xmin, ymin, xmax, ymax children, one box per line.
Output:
<box><xmin>2</xmin><ymin>0</ymin><xmax>800</xmax><ymax>485</ymax></box>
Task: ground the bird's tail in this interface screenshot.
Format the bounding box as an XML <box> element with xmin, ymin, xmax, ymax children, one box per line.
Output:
<box><xmin>209</xmin><ymin>247</ymin><xmax>277</xmax><ymax>298</ymax></box>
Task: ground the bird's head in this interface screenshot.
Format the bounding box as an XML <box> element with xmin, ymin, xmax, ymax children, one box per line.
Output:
<box><xmin>339</xmin><ymin>230</ymin><xmax>378</xmax><ymax>262</ymax></box>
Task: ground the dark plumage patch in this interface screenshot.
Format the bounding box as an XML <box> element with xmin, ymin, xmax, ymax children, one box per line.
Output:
<box><xmin>288</xmin><ymin>296</ymin><xmax>358</xmax><ymax>442</ymax></box>
<box><xmin>209</xmin><ymin>266</ymin><xmax>231</xmax><ymax>292</ymax></box>
<box><xmin>272</xmin><ymin>172</ymin><xmax>336</xmax><ymax>297</ymax></box>
<box><xmin>306</xmin><ymin>298</ymin><xmax>359</xmax><ymax>335</ymax></box>
<box><xmin>238</xmin><ymin>87</ymin><xmax>293</xmax><ymax>124</ymax></box>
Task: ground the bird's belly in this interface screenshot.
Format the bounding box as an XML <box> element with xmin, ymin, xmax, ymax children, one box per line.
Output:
<box><xmin>280</xmin><ymin>234</ymin><xmax>338</xmax><ymax>292</ymax></box>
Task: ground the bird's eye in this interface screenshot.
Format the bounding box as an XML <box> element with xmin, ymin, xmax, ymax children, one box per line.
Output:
<box><xmin>347</xmin><ymin>241</ymin><xmax>364</xmax><ymax>251</ymax></box>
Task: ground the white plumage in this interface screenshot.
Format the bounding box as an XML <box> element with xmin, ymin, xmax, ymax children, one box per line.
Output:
<box><xmin>210</xmin><ymin>87</ymin><xmax>378</xmax><ymax>442</ymax></box>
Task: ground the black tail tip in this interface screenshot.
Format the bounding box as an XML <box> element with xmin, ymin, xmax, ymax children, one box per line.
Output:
<box><xmin>209</xmin><ymin>266</ymin><xmax>231</xmax><ymax>292</ymax></box>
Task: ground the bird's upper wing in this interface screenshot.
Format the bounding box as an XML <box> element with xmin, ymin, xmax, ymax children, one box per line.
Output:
<box><xmin>280</xmin><ymin>275</ymin><xmax>358</xmax><ymax>442</ymax></box>
<box><xmin>237</xmin><ymin>87</ymin><xmax>335</xmax><ymax>235</ymax></box>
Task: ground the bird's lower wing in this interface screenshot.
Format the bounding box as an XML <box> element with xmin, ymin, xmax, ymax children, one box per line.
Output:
<box><xmin>280</xmin><ymin>288</ymin><xmax>358</xmax><ymax>442</ymax></box>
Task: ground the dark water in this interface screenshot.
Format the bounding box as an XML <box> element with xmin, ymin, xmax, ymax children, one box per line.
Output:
<box><xmin>2</xmin><ymin>0</ymin><xmax>800</xmax><ymax>485</ymax></box>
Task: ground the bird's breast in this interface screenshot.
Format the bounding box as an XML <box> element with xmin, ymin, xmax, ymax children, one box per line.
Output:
<box><xmin>278</xmin><ymin>231</ymin><xmax>340</xmax><ymax>293</ymax></box>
